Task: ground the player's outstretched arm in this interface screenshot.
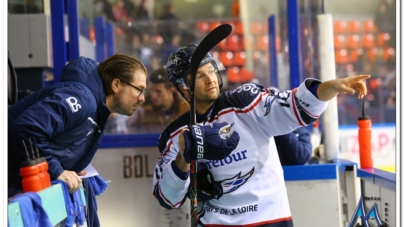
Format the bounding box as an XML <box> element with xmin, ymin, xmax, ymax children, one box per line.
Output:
<box><xmin>317</xmin><ymin>74</ymin><xmax>371</xmax><ymax>101</ymax></box>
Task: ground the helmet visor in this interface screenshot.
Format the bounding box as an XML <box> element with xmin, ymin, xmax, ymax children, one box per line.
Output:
<box><xmin>184</xmin><ymin>57</ymin><xmax>225</xmax><ymax>85</ymax></box>
<box><xmin>200</xmin><ymin>56</ymin><xmax>225</xmax><ymax>72</ymax></box>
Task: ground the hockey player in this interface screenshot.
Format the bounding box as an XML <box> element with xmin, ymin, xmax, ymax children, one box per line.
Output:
<box><xmin>152</xmin><ymin>44</ymin><xmax>370</xmax><ymax>226</ymax></box>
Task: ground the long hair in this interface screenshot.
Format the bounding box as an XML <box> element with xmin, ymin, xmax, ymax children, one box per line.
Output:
<box><xmin>98</xmin><ymin>54</ymin><xmax>147</xmax><ymax>95</ymax></box>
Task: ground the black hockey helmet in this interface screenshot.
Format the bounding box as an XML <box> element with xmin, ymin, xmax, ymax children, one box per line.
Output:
<box><xmin>166</xmin><ymin>44</ymin><xmax>225</xmax><ymax>98</ymax></box>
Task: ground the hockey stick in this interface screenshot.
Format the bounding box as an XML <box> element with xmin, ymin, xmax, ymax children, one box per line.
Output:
<box><xmin>189</xmin><ymin>23</ymin><xmax>232</xmax><ymax>227</ymax></box>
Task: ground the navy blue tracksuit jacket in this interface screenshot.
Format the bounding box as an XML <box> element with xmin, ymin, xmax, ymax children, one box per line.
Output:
<box><xmin>274</xmin><ymin>127</ymin><xmax>312</xmax><ymax>165</ymax></box>
<box><xmin>8</xmin><ymin>57</ymin><xmax>110</xmax><ymax>197</ymax></box>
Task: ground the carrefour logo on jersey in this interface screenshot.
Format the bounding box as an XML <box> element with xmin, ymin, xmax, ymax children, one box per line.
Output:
<box><xmin>205</xmin><ymin>150</ymin><xmax>247</xmax><ymax>169</ymax></box>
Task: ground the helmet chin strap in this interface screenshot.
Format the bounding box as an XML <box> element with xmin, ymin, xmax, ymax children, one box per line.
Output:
<box><xmin>215</xmin><ymin>71</ymin><xmax>224</xmax><ymax>89</ymax></box>
<box><xmin>177</xmin><ymin>83</ymin><xmax>191</xmax><ymax>103</ymax></box>
<box><xmin>217</xmin><ymin>75</ymin><xmax>223</xmax><ymax>89</ymax></box>
<box><xmin>183</xmin><ymin>89</ymin><xmax>191</xmax><ymax>103</ymax></box>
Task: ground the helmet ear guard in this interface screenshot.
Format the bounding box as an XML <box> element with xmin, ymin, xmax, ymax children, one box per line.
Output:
<box><xmin>179</xmin><ymin>81</ymin><xmax>192</xmax><ymax>102</ymax></box>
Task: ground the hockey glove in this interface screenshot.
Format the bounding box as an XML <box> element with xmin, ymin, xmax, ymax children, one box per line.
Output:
<box><xmin>189</xmin><ymin>162</ymin><xmax>224</xmax><ymax>201</ymax></box>
<box><xmin>183</xmin><ymin>122</ymin><xmax>240</xmax><ymax>163</ymax></box>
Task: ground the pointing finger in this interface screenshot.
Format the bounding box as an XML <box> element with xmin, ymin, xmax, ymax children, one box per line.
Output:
<box><xmin>352</xmin><ymin>74</ymin><xmax>371</xmax><ymax>81</ymax></box>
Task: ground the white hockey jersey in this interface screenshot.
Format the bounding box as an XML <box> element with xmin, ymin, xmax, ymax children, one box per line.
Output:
<box><xmin>152</xmin><ymin>79</ymin><xmax>328</xmax><ymax>226</ymax></box>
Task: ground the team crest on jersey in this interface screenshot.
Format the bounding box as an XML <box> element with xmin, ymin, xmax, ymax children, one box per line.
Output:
<box><xmin>219</xmin><ymin>167</ymin><xmax>254</xmax><ymax>194</ymax></box>
<box><xmin>218</xmin><ymin>122</ymin><xmax>235</xmax><ymax>139</ymax></box>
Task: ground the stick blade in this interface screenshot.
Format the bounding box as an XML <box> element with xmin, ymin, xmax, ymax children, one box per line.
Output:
<box><xmin>190</xmin><ymin>24</ymin><xmax>232</xmax><ymax>77</ymax></box>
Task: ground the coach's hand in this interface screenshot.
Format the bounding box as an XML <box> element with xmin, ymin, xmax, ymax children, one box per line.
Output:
<box><xmin>57</xmin><ymin>170</ymin><xmax>82</xmax><ymax>193</ymax></box>
<box><xmin>182</xmin><ymin>122</ymin><xmax>240</xmax><ymax>163</ymax></box>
